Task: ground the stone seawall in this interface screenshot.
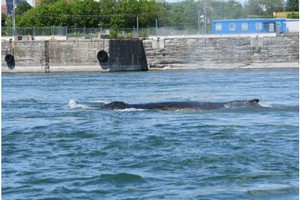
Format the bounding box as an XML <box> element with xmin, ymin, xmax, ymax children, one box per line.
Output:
<box><xmin>1</xmin><ymin>39</ymin><xmax>148</xmax><ymax>73</ymax></box>
<box><xmin>2</xmin><ymin>35</ymin><xmax>298</xmax><ymax>73</ymax></box>
<box><xmin>143</xmin><ymin>35</ymin><xmax>299</xmax><ymax>69</ymax></box>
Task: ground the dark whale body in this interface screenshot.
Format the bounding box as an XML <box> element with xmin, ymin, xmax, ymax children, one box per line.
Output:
<box><xmin>101</xmin><ymin>99</ymin><xmax>261</xmax><ymax>111</ymax></box>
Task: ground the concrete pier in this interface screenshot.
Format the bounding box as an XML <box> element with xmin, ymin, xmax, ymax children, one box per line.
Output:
<box><xmin>1</xmin><ymin>35</ymin><xmax>299</xmax><ymax>73</ymax></box>
<box><xmin>1</xmin><ymin>39</ymin><xmax>148</xmax><ymax>73</ymax></box>
<box><xmin>143</xmin><ymin>34</ymin><xmax>299</xmax><ymax>69</ymax></box>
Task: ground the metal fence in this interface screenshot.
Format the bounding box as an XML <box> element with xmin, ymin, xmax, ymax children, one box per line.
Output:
<box><xmin>67</xmin><ymin>27</ymin><xmax>103</xmax><ymax>37</ymax></box>
<box><xmin>1</xmin><ymin>25</ymin><xmax>211</xmax><ymax>38</ymax></box>
<box><xmin>3</xmin><ymin>25</ymin><xmax>288</xmax><ymax>39</ymax></box>
<box><xmin>2</xmin><ymin>27</ymin><xmax>68</xmax><ymax>37</ymax></box>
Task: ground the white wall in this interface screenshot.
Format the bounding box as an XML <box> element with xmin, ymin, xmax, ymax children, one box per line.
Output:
<box><xmin>286</xmin><ymin>20</ymin><xmax>299</xmax><ymax>32</ymax></box>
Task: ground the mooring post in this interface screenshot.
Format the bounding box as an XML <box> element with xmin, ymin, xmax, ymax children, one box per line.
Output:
<box><xmin>45</xmin><ymin>40</ymin><xmax>50</xmax><ymax>73</ymax></box>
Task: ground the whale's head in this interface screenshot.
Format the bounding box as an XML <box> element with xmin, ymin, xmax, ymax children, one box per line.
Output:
<box><xmin>248</xmin><ymin>99</ymin><xmax>260</xmax><ymax>104</ymax></box>
<box><xmin>224</xmin><ymin>99</ymin><xmax>261</xmax><ymax>108</ymax></box>
<box><xmin>102</xmin><ymin>101</ymin><xmax>127</xmax><ymax>110</ymax></box>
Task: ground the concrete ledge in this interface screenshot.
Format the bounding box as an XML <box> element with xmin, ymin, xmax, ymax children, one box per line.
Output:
<box><xmin>45</xmin><ymin>65</ymin><xmax>105</xmax><ymax>73</ymax></box>
<box><xmin>49</xmin><ymin>65</ymin><xmax>147</xmax><ymax>72</ymax></box>
<box><xmin>2</xmin><ymin>65</ymin><xmax>149</xmax><ymax>73</ymax></box>
<box><xmin>149</xmin><ymin>62</ymin><xmax>299</xmax><ymax>70</ymax></box>
<box><xmin>2</xmin><ymin>66</ymin><xmax>46</xmax><ymax>73</ymax></box>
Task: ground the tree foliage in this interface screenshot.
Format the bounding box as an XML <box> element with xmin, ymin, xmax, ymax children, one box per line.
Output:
<box><xmin>244</xmin><ymin>0</ymin><xmax>285</xmax><ymax>17</ymax></box>
<box><xmin>11</xmin><ymin>0</ymin><xmax>290</xmax><ymax>29</ymax></box>
<box><xmin>2</xmin><ymin>13</ymin><xmax>8</xmax><ymax>26</ymax></box>
<box><xmin>16</xmin><ymin>0</ymin><xmax>162</xmax><ymax>28</ymax></box>
<box><xmin>161</xmin><ymin>0</ymin><xmax>245</xmax><ymax>28</ymax></box>
<box><xmin>211</xmin><ymin>0</ymin><xmax>245</xmax><ymax>19</ymax></box>
<box><xmin>15</xmin><ymin>1</ymin><xmax>32</xmax><ymax>16</ymax></box>
<box><xmin>286</xmin><ymin>0</ymin><xmax>299</xmax><ymax>11</ymax></box>
<box><xmin>163</xmin><ymin>0</ymin><xmax>198</xmax><ymax>27</ymax></box>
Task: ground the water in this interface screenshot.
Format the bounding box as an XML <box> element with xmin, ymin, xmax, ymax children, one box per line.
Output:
<box><xmin>2</xmin><ymin>69</ymin><xmax>299</xmax><ymax>199</ymax></box>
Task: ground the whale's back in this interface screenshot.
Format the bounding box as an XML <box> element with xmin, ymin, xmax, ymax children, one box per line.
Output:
<box><xmin>100</xmin><ymin>99</ymin><xmax>261</xmax><ymax>111</ymax></box>
<box><xmin>130</xmin><ymin>101</ymin><xmax>225</xmax><ymax>111</ymax></box>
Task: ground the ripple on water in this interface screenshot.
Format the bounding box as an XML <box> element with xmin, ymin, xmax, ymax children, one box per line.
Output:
<box><xmin>2</xmin><ymin>70</ymin><xmax>298</xmax><ymax>199</ymax></box>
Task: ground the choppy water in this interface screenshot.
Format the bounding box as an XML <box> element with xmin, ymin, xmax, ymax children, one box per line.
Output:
<box><xmin>2</xmin><ymin>69</ymin><xmax>299</xmax><ymax>199</ymax></box>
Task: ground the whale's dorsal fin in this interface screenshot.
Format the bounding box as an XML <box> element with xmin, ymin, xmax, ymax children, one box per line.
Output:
<box><xmin>249</xmin><ymin>99</ymin><xmax>259</xmax><ymax>104</ymax></box>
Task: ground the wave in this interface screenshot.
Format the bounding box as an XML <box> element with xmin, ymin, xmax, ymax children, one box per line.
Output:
<box><xmin>91</xmin><ymin>100</ymin><xmax>110</xmax><ymax>105</ymax></box>
<box><xmin>259</xmin><ymin>103</ymin><xmax>273</xmax><ymax>108</ymax></box>
<box><xmin>260</xmin><ymin>105</ymin><xmax>299</xmax><ymax>112</ymax></box>
<box><xmin>68</xmin><ymin>99</ymin><xmax>92</xmax><ymax>109</ymax></box>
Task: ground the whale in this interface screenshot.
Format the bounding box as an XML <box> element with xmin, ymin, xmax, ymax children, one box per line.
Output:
<box><xmin>99</xmin><ymin>99</ymin><xmax>261</xmax><ymax>111</ymax></box>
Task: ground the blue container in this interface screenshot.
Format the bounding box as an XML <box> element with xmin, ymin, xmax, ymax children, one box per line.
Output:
<box><xmin>212</xmin><ymin>18</ymin><xmax>286</xmax><ymax>34</ymax></box>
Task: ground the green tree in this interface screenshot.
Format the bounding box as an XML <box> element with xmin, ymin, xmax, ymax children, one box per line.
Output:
<box><xmin>286</xmin><ymin>0</ymin><xmax>299</xmax><ymax>11</ymax></box>
<box><xmin>15</xmin><ymin>0</ymin><xmax>163</xmax><ymax>29</ymax></box>
<box><xmin>71</xmin><ymin>0</ymin><xmax>101</xmax><ymax>28</ymax></box>
<box><xmin>163</xmin><ymin>0</ymin><xmax>198</xmax><ymax>27</ymax></box>
<box><xmin>16</xmin><ymin>4</ymin><xmax>48</xmax><ymax>26</ymax></box>
<box><xmin>161</xmin><ymin>0</ymin><xmax>246</xmax><ymax>28</ymax></box>
<box><xmin>15</xmin><ymin>2</ymin><xmax>32</xmax><ymax>16</ymax></box>
<box><xmin>211</xmin><ymin>0</ymin><xmax>245</xmax><ymax>19</ymax></box>
<box><xmin>98</xmin><ymin>0</ymin><xmax>117</xmax><ymax>28</ymax></box>
<box><xmin>48</xmin><ymin>0</ymin><xmax>72</xmax><ymax>26</ymax></box>
<box><xmin>40</xmin><ymin>0</ymin><xmax>58</xmax><ymax>4</ymax></box>
<box><xmin>118</xmin><ymin>0</ymin><xmax>138</xmax><ymax>28</ymax></box>
<box><xmin>16</xmin><ymin>0</ymin><xmax>100</xmax><ymax>27</ymax></box>
<box><xmin>136</xmin><ymin>0</ymin><xmax>163</xmax><ymax>27</ymax></box>
<box><xmin>245</xmin><ymin>0</ymin><xmax>285</xmax><ymax>17</ymax></box>
<box><xmin>2</xmin><ymin>13</ymin><xmax>8</xmax><ymax>26</ymax></box>
<box><xmin>223</xmin><ymin>0</ymin><xmax>245</xmax><ymax>19</ymax></box>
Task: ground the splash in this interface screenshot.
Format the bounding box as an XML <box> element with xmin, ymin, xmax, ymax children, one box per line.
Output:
<box><xmin>119</xmin><ymin>108</ymin><xmax>146</xmax><ymax>112</ymax></box>
<box><xmin>91</xmin><ymin>100</ymin><xmax>110</xmax><ymax>105</ymax></box>
<box><xmin>260</xmin><ymin>103</ymin><xmax>272</xmax><ymax>108</ymax></box>
<box><xmin>68</xmin><ymin>99</ymin><xmax>91</xmax><ymax>109</ymax></box>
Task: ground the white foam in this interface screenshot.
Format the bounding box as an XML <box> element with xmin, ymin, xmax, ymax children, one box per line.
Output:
<box><xmin>119</xmin><ymin>108</ymin><xmax>146</xmax><ymax>112</ymax></box>
<box><xmin>91</xmin><ymin>100</ymin><xmax>110</xmax><ymax>104</ymax></box>
<box><xmin>260</xmin><ymin>103</ymin><xmax>272</xmax><ymax>108</ymax></box>
<box><xmin>224</xmin><ymin>104</ymin><xmax>231</xmax><ymax>109</ymax></box>
<box><xmin>68</xmin><ymin>99</ymin><xmax>91</xmax><ymax>109</ymax></box>
<box><xmin>68</xmin><ymin>99</ymin><xmax>78</xmax><ymax>108</ymax></box>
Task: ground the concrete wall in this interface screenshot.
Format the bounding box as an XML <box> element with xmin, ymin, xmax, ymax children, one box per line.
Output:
<box><xmin>2</xmin><ymin>35</ymin><xmax>298</xmax><ymax>72</ymax></box>
<box><xmin>143</xmin><ymin>35</ymin><xmax>299</xmax><ymax>69</ymax></box>
<box><xmin>2</xmin><ymin>39</ymin><xmax>148</xmax><ymax>73</ymax></box>
<box><xmin>286</xmin><ymin>19</ymin><xmax>299</xmax><ymax>33</ymax></box>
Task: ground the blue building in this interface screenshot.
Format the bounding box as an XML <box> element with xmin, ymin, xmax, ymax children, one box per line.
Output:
<box><xmin>212</xmin><ymin>18</ymin><xmax>287</xmax><ymax>34</ymax></box>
